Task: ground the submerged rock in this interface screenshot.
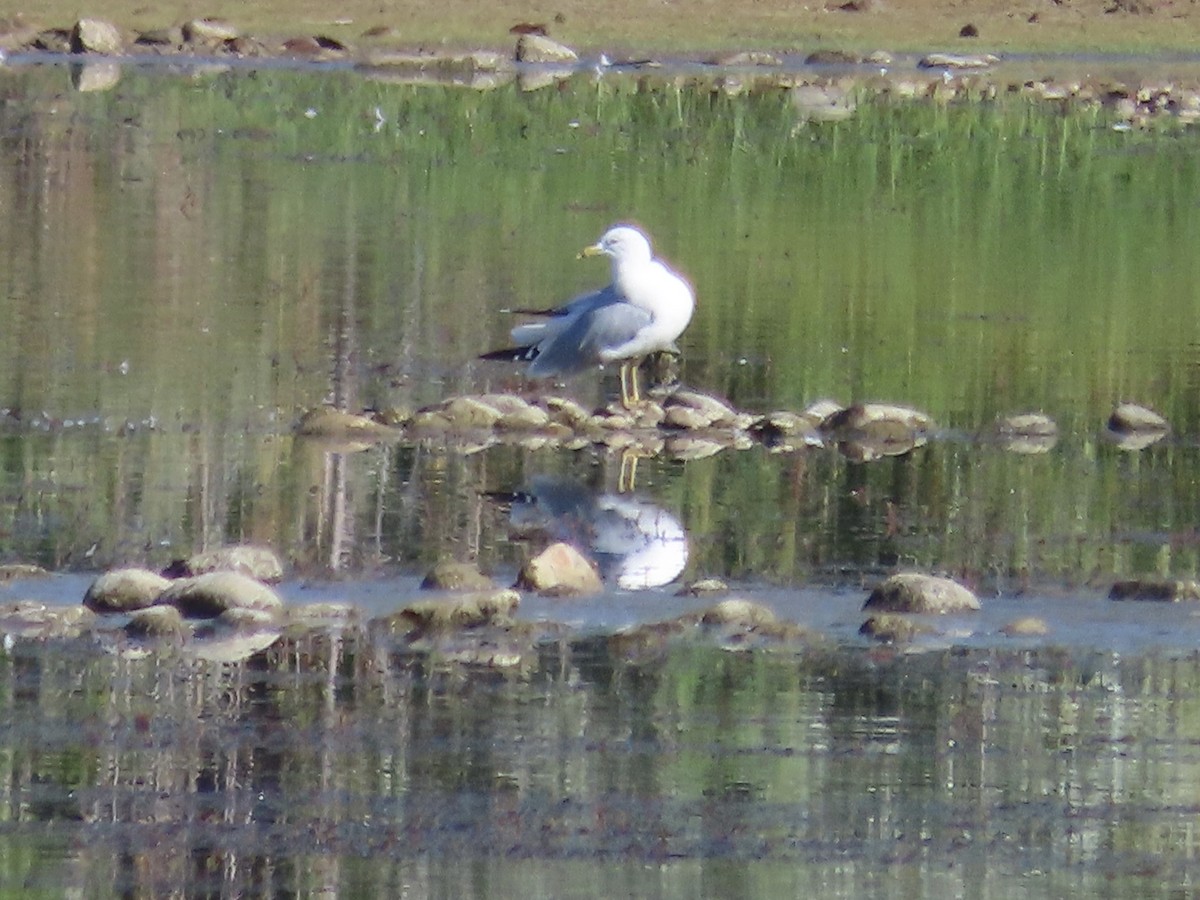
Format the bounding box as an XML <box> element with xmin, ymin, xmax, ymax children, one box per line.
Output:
<box><xmin>286</xmin><ymin>602</ymin><xmax>359</xmax><ymax>635</ymax></box>
<box><xmin>164</xmin><ymin>545</ymin><xmax>284</xmax><ymax>583</ymax></box>
<box><xmin>1110</xmin><ymin>579</ymin><xmax>1200</xmax><ymax>602</ymax></box>
<box><xmin>157</xmin><ymin>572</ymin><xmax>284</xmax><ymax>619</ymax></box>
<box><xmin>859</xmin><ymin>614</ymin><xmax>937</xmax><ymax>643</ymax></box>
<box><xmin>918</xmin><ymin>53</ymin><xmax>999</xmax><ymax>69</ymax></box>
<box><xmin>0</xmin><ymin>601</ymin><xmax>94</xmax><ymax>641</ymax></box>
<box><xmin>84</xmin><ymin>567</ymin><xmax>171</xmax><ymax>612</ymax></box>
<box><xmin>181</xmin><ymin>18</ymin><xmax>240</xmax><ymax>45</ymax></box>
<box><xmin>661</xmin><ymin>390</ymin><xmax>749</xmax><ymax>430</ymax></box>
<box><xmin>1001</xmin><ymin>616</ymin><xmax>1050</xmax><ymax>637</ymax></box>
<box><xmin>864</xmin><ymin>572</ymin><xmax>980</xmax><ymax>614</ymax></box>
<box><xmin>516</xmin><ymin>542</ymin><xmax>602</xmax><ymax>596</ymax></box>
<box><xmin>676</xmin><ymin>577</ymin><xmax>730</xmax><ymax>597</ymax></box>
<box><xmin>0</xmin><ymin>563</ymin><xmax>49</xmax><ymax>582</ymax></box>
<box><xmin>420</xmin><ymin>560</ymin><xmax>495</xmax><ymax>592</ymax></box>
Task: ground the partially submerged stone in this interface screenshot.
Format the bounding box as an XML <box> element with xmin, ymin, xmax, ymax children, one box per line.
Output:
<box><xmin>71</xmin><ymin>18</ymin><xmax>123</xmax><ymax>54</ymax></box>
<box><xmin>859</xmin><ymin>614</ymin><xmax>937</xmax><ymax>643</ymax></box>
<box><xmin>286</xmin><ymin>602</ymin><xmax>359</xmax><ymax>634</ymax></box>
<box><xmin>84</xmin><ymin>567</ymin><xmax>171</xmax><ymax>612</ymax></box>
<box><xmin>0</xmin><ymin>601</ymin><xmax>95</xmax><ymax>641</ymax></box>
<box><xmin>992</xmin><ymin>412</ymin><xmax>1058</xmax><ymax>454</ymax></box>
<box><xmin>1110</xmin><ymin>579</ymin><xmax>1200</xmax><ymax>602</ymax></box>
<box><xmin>676</xmin><ymin>577</ymin><xmax>730</xmax><ymax>597</ymax></box>
<box><xmin>420</xmin><ymin>560</ymin><xmax>494</xmax><ymax>592</ymax></box>
<box><xmin>165</xmin><ymin>545</ymin><xmax>284</xmax><ymax>583</ymax></box>
<box><xmin>381</xmin><ymin>588</ymin><xmax>521</xmax><ymax>635</ymax></box>
<box><xmin>661</xmin><ymin>390</ymin><xmax>748</xmax><ymax>430</ymax></box>
<box><xmin>515</xmin><ymin>33</ymin><xmax>578</xmax><ymax>64</ymax></box>
<box><xmin>711</xmin><ymin>50</ymin><xmax>782</xmax><ymax>66</ymax></box>
<box><xmin>0</xmin><ymin>563</ymin><xmax>49</xmax><ymax>582</ymax></box>
<box><xmin>125</xmin><ymin>605</ymin><xmax>187</xmax><ymax>642</ymax></box>
<box><xmin>157</xmin><ymin>572</ymin><xmax>284</xmax><ymax>619</ymax></box>
<box><xmin>918</xmin><ymin>53</ymin><xmax>999</xmax><ymax>69</ymax></box>
<box><xmin>822</xmin><ymin>403</ymin><xmax>933</xmax><ymax>461</ymax></box>
<box><xmin>295</xmin><ymin>406</ymin><xmax>398</xmax><ymax>442</ymax></box>
<box><xmin>516</xmin><ymin>542</ymin><xmax>602</xmax><ymax>596</ymax></box>
<box><xmin>182</xmin><ymin>18</ymin><xmax>240</xmax><ymax>45</ymax></box>
<box><xmin>1105</xmin><ymin>403</ymin><xmax>1170</xmax><ymax>450</ymax></box>
<box><xmin>1001</xmin><ymin>616</ymin><xmax>1050</xmax><ymax>637</ymax></box>
<box><xmin>864</xmin><ymin>572</ymin><xmax>980</xmax><ymax>614</ymax></box>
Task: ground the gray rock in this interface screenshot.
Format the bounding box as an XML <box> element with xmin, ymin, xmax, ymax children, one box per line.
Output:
<box><xmin>516</xmin><ymin>542</ymin><xmax>602</xmax><ymax>596</ymax></box>
<box><xmin>167</xmin><ymin>545</ymin><xmax>284</xmax><ymax>583</ymax></box>
<box><xmin>863</xmin><ymin>572</ymin><xmax>980</xmax><ymax>614</ymax></box>
<box><xmin>860</xmin><ymin>613</ymin><xmax>936</xmax><ymax>643</ymax></box>
<box><xmin>157</xmin><ymin>572</ymin><xmax>284</xmax><ymax>619</ymax></box>
<box><xmin>295</xmin><ymin>407</ymin><xmax>398</xmax><ymax>442</ymax></box>
<box><xmin>712</xmin><ymin>50</ymin><xmax>782</xmax><ymax>66</ymax></box>
<box><xmin>420</xmin><ymin>560</ymin><xmax>494</xmax><ymax>592</ymax></box>
<box><xmin>189</xmin><ymin>609</ymin><xmax>282</xmax><ymax>662</ymax></box>
<box><xmin>0</xmin><ymin>601</ymin><xmax>95</xmax><ymax>640</ymax></box>
<box><xmin>286</xmin><ymin>602</ymin><xmax>358</xmax><ymax>634</ymax></box>
<box><xmin>993</xmin><ymin>412</ymin><xmax>1058</xmax><ymax>454</ymax></box>
<box><xmin>1108</xmin><ymin>402</ymin><xmax>1170</xmax><ymax>434</ymax></box>
<box><xmin>1001</xmin><ymin>616</ymin><xmax>1049</xmax><ymax>637</ymax></box>
<box><xmin>677</xmin><ymin>578</ymin><xmax>730</xmax><ymax>597</ymax></box>
<box><xmin>476</xmin><ymin>394</ymin><xmax>550</xmax><ymax>429</ymax></box>
<box><xmin>71</xmin><ymin>18</ymin><xmax>123</xmax><ymax>54</ymax></box>
<box><xmin>84</xmin><ymin>567</ymin><xmax>171</xmax><ymax>612</ymax></box>
<box><xmin>822</xmin><ymin>402</ymin><xmax>933</xmax><ymax>460</ymax></box>
<box><xmin>662</xmin><ymin>390</ymin><xmax>745</xmax><ymax>430</ymax></box>
<box><xmin>0</xmin><ymin>563</ymin><xmax>49</xmax><ymax>582</ymax></box>
<box><xmin>515</xmin><ymin>34</ymin><xmax>578</xmax><ymax>64</ymax></box>
<box><xmin>71</xmin><ymin>62</ymin><xmax>121</xmax><ymax>93</ymax></box>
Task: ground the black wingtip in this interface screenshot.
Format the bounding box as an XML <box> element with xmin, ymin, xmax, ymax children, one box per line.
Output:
<box><xmin>479</xmin><ymin>346</ymin><xmax>538</xmax><ymax>363</ymax></box>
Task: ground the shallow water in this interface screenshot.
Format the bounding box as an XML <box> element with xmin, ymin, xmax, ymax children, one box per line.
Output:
<box><xmin>1</xmin><ymin>58</ymin><xmax>1200</xmax><ymax>894</ymax></box>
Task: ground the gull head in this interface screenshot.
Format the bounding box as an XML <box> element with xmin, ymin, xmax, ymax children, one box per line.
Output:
<box><xmin>578</xmin><ymin>225</ymin><xmax>654</xmax><ymax>265</ymax></box>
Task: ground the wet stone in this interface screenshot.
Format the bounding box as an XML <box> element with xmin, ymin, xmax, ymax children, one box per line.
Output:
<box><xmin>84</xmin><ymin>567</ymin><xmax>171</xmax><ymax>612</ymax></box>
<box><xmin>712</xmin><ymin>50</ymin><xmax>782</xmax><ymax>66</ymax></box>
<box><xmin>823</xmin><ymin>402</ymin><xmax>933</xmax><ymax>460</ymax></box>
<box><xmin>918</xmin><ymin>53</ymin><xmax>999</xmax><ymax>69</ymax></box>
<box><xmin>864</xmin><ymin>572</ymin><xmax>981</xmax><ymax>614</ymax></box>
<box><xmin>71</xmin><ymin>18</ymin><xmax>123</xmax><ymax>54</ymax></box>
<box><xmin>1107</xmin><ymin>402</ymin><xmax>1170</xmax><ymax>435</ymax></box>
<box><xmin>677</xmin><ymin>577</ymin><xmax>730</xmax><ymax>596</ymax></box>
<box><xmin>516</xmin><ymin>542</ymin><xmax>602</xmax><ymax>597</ymax></box>
<box><xmin>189</xmin><ymin>609</ymin><xmax>282</xmax><ymax>663</ymax></box>
<box><xmin>1110</xmin><ymin>579</ymin><xmax>1200</xmax><ymax>602</ymax></box>
<box><xmin>860</xmin><ymin>614</ymin><xmax>937</xmax><ymax>643</ymax></box>
<box><xmin>285</xmin><ymin>602</ymin><xmax>359</xmax><ymax>634</ymax></box>
<box><xmin>0</xmin><ymin>563</ymin><xmax>49</xmax><ymax>582</ymax></box>
<box><xmin>662</xmin><ymin>390</ymin><xmax>747</xmax><ymax>430</ymax></box>
<box><xmin>157</xmin><ymin>572</ymin><xmax>284</xmax><ymax>619</ymax></box>
<box><xmin>164</xmin><ymin>545</ymin><xmax>284</xmax><ymax>583</ymax></box>
<box><xmin>421</xmin><ymin>560</ymin><xmax>494</xmax><ymax>592</ymax></box>
<box><xmin>993</xmin><ymin>412</ymin><xmax>1058</xmax><ymax>454</ymax></box>
<box><xmin>1001</xmin><ymin>616</ymin><xmax>1050</xmax><ymax>637</ymax></box>
<box><xmin>296</xmin><ymin>406</ymin><xmax>399</xmax><ymax>441</ymax></box>
<box><xmin>382</xmin><ymin>589</ymin><xmax>521</xmax><ymax>635</ymax></box>
<box><xmin>182</xmin><ymin>18</ymin><xmax>240</xmax><ymax>44</ymax></box>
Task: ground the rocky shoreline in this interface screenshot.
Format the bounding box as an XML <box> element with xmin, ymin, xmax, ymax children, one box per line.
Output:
<box><xmin>5</xmin><ymin>14</ymin><xmax>1200</xmax><ymax>127</ymax></box>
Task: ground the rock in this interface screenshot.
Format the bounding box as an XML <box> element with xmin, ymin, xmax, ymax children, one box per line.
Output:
<box><xmin>516</xmin><ymin>542</ymin><xmax>602</xmax><ymax>596</ymax></box>
<box><xmin>164</xmin><ymin>545</ymin><xmax>284</xmax><ymax>583</ymax></box>
<box><xmin>125</xmin><ymin>605</ymin><xmax>187</xmax><ymax>642</ymax></box>
<box><xmin>661</xmin><ymin>390</ymin><xmax>745</xmax><ymax>430</ymax></box>
<box><xmin>917</xmin><ymin>53</ymin><xmax>999</xmax><ymax>69</ymax></box>
<box><xmin>1001</xmin><ymin>616</ymin><xmax>1049</xmax><ymax>637</ymax></box>
<box><xmin>863</xmin><ymin>572</ymin><xmax>981</xmax><ymax>614</ymax></box>
<box><xmin>386</xmin><ymin>589</ymin><xmax>520</xmax><ymax>634</ymax></box>
<box><xmin>182</xmin><ymin>18</ymin><xmax>240</xmax><ymax>45</ymax></box>
<box><xmin>515</xmin><ymin>34</ymin><xmax>578</xmax><ymax>64</ymax></box>
<box><xmin>992</xmin><ymin>412</ymin><xmax>1058</xmax><ymax>454</ymax></box>
<box><xmin>712</xmin><ymin>50</ymin><xmax>782</xmax><ymax>66</ymax></box>
<box><xmin>1108</xmin><ymin>402</ymin><xmax>1170</xmax><ymax>434</ymax></box>
<box><xmin>477</xmin><ymin>394</ymin><xmax>550</xmax><ymax>430</ymax></box>
<box><xmin>295</xmin><ymin>406</ymin><xmax>398</xmax><ymax>442</ymax></box>
<box><xmin>860</xmin><ymin>614</ymin><xmax>936</xmax><ymax>643</ymax></box>
<box><xmin>157</xmin><ymin>572</ymin><xmax>284</xmax><ymax>619</ymax></box>
<box><xmin>135</xmin><ymin>26</ymin><xmax>184</xmax><ymax>47</ymax></box>
<box><xmin>698</xmin><ymin>598</ymin><xmax>777</xmax><ymax>627</ymax></box>
<box><xmin>0</xmin><ymin>602</ymin><xmax>94</xmax><ymax>640</ymax></box>
<box><xmin>71</xmin><ymin>18</ymin><xmax>123</xmax><ymax>54</ymax></box>
<box><xmin>420</xmin><ymin>560</ymin><xmax>494</xmax><ymax>592</ymax></box>
<box><xmin>439</xmin><ymin>396</ymin><xmax>503</xmax><ymax>429</ymax></box>
<box><xmin>1110</xmin><ymin>579</ymin><xmax>1200</xmax><ymax>602</ymax></box>
<box><xmin>822</xmin><ymin>403</ymin><xmax>933</xmax><ymax>460</ymax></box>
<box><xmin>84</xmin><ymin>567</ymin><xmax>171</xmax><ymax>612</ymax></box>
<box><xmin>0</xmin><ymin>563</ymin><xmax>49</xmax><ymax>582</ymax></box>
<box><xmin>805</xmin><ymin>49</ymin><xmax>864</xmax><ymax>64</ymax></box>
<box><xmin>676</xmin><ymin>577</ymin><xmax>729</xmax><ymax>596</ymax></box>
<box><xmin>32</xmin><ymin>29</ymin><xmax>72</xmax><ymax>53</ymax></box>
<box><xmin>544</xmin><ymin>396</ymin><xmax>592</xmax><ymax>428</ymax></box>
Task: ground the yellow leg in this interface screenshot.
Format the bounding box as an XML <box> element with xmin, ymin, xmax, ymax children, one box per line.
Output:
<box><xmin>618</xmin><ymin>362</ymin><xmax>632</xmax><ymax>409</ymax></box>
<box><xmin>618</xmin><ymin>449</ymin><xmax>639</xmax><ymax>493</ymax></box>
<box><xmin>618</xmin><ymin>359</ymin><xmax>643</xmax><ymax>410</ymax></box>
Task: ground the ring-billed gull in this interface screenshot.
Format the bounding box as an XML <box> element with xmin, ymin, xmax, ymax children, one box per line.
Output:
<box><xmin>481</xmin><ymin>224</ymin><xmax>695</xmax><ymax>408</ymax></box>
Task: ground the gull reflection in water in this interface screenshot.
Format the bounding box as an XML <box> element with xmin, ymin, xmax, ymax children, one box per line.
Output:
<box><xmin>496</xmin><ymin>475</ymin><xmax>689</xmax><ymax>590</ymax></box>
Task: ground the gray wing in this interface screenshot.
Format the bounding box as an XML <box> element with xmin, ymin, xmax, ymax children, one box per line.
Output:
<box><xmin>529</xmin><ymin>297</ymin><xmax>652</xmax><ymax>376</ymax></box>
